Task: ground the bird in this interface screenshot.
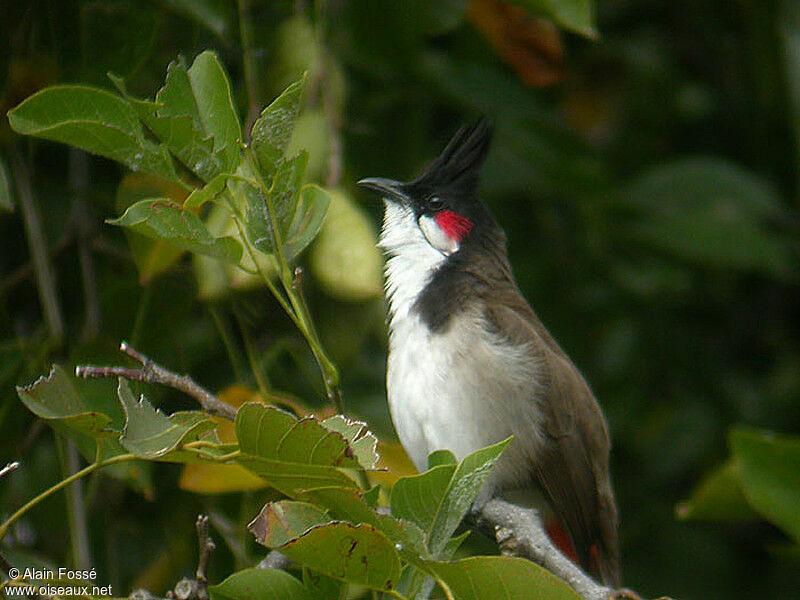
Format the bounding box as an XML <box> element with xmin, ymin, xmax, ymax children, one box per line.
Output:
<box><xmin>358</xmin><ymin>118</ymin><xmax>620</xmax><ymax>588</ymax></box>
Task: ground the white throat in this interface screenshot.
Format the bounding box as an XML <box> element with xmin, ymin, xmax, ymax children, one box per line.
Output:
<box><xmin>378</xmin><ymin>201</ymin><xmax>447</xmax><ymax>325</ymax></box>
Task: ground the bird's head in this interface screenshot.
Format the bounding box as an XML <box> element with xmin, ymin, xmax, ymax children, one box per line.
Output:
<box><xmin>359</xmin><ymin>118</ymin><xmax>494</xmax><ymax>258</ymax></box>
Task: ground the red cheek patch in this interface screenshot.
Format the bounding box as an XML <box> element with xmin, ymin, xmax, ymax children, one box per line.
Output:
<box><xmin>435</xmin><ymin>210</ymin><xmax>473</xmax><ymax>242</ymax></box>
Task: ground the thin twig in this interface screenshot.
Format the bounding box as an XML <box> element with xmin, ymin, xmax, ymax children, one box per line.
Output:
<box><xmin>0</xmin><ymin>461</ymin><xmax>19</xmax><ymax>479</ymax></box>
<box><xmin>70</xmin><ymin>149</ymin><xmax>102</xmax><ymax>340</ymax></box>
<box><xmin>75</xmin><ymin>341</ymin><xmax>238</xmax><ymax>421</ymax></box>
<box><xmin>195</xmin><ymin>515</ymin><xmax>215</xmax><ymax>583</ymax></box>
<box><xmin>7</xmin><ymin>143</ymin><xmax>64</xmax><ymax>340</ymax></box>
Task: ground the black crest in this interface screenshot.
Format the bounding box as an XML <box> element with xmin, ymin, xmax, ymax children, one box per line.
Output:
<box><xmin>408</xmin><ymin>118</ymin><xmax>493</xmax><ymax>195</ymax></box>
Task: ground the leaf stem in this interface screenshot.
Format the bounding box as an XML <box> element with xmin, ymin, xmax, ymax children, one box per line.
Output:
<box><xmin>0</xmin><ymin>452</ymin><xmax>138</xmax><ymax>544</ymax></box>
<box><xmin>228</xmin><ymin>170</ymin><xmax>344</xmax><ymax>414</ymax></box>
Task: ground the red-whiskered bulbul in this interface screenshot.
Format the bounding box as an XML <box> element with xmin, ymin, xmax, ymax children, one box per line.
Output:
<box><xmin>358</xmin><ymin>119</ymin><xmax>620</xmax><ymax>588</ymax></box>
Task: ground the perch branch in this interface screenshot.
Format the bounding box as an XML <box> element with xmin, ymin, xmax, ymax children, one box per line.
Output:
<box><xmin>474</xmin><ymin>498</ymin><xmax>641</xmax><ymax>600</ymax></box>
<box><xmin>75</xmin><ymin>342</ymin><xmax>237</xmax><ymax>421</ymax></box>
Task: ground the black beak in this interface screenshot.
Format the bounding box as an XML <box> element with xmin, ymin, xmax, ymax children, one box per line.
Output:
<box><xmin>357</xmin><ymin>177</ymin><xmax>409</xmax><ymax>204</ymax></box>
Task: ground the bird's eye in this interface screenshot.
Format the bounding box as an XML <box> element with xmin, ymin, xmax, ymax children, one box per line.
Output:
<box><xmin>427</xmin><ymin>196</ymin><xmax>444</xmax><ymax>212</ymax></box>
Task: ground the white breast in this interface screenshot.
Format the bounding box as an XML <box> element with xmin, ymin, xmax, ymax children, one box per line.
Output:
<box><xmin>379</xmin><ymin>201</ymin><xmax>545</xmax><ymax>494</ymax></box>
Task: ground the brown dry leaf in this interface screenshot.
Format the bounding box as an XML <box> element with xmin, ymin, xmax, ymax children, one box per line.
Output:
<box><xmin>467</xmin><ymin>0</ymin><xmax>564</xmax><ymax>87</ymax></box>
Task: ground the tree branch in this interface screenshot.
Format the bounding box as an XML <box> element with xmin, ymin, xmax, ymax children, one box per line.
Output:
<box><xmin>75</xmin><ymin>342</ymin><xmax>238</xmax><ymax>421</ymax></box>
<box><xmin>474</xmin><ymin>498</ymin><xmax>642</xmax><ymax>600</ymax></box>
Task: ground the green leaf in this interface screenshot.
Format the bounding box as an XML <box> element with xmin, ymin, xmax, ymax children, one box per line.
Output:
<box><xmin>391</xmin><ymin>464</ymin><xmax>456</xmax><ymax>536</ymax></box>
<box><xmin>184</xmin><ymin>173</ymin><xmax>230</xmax><ymax>208</ymax></box>
<box><xmin>115</xmin><ymin>174</ymin><xmax>188</xmax><ymax>281</ymax></box>
<box><xmin>16</xmin><ymin>365</ymin><xmax>115</xmax><ymax>438</ymax></box>
<box><xmin>425</xmin><ymin>556</ymin><xmax>581</xmax><ymax>600</ymax></box>
<box><xmin>615</xmin><ymin>157</ymin><xmax>796</xmax><ymax>279</ymax></box>
<box><xmin>234</xmin><ymin>402</ymin><xmax>362</xmax><ymax>468</ymax></box>
<box><xmin>676</xmin><ymin>460</ymin><xmax>761</xmax><ymax>522</ymax></box>
<box><xmin>0</xmin><ymin>154</ymin><xmax>13</xmax><ymax>211</ymax></box>
<box><xmin>428</xmin><ymin>437</ymin><xmax>511</xmax><ymax>552</ymax></box>
<box><xmin>283</xmin><ymin>184</ymin><xmax>331</xmax><ymax>261</ymax></box>
<box><xmin>508</xmin><ymin>0</ymin><xmax>597</xmax><ymax>38</ymax></box>
<box><xmin>391</xmin><ymin>438</ymin><xmax>511</xmax><ymax>554</ymax></box>
<box><xmin>428</xmin><ymin>450</ymin><xmax>457</xmax><ymax>469</ymax></box>
<box><xmin>108</xmin><ymin>198</ymin><xmax>243</xmax><ymax>263</ymax></box>
<box><xmin>302</xmin><ymin>568</ymin><xmax>344</xmax><ymax>600</ymax></box>
<box><xmin>209</xmin><ymin>567</ymin><xmax>312</xmax><ymax>600</ymax></box>
<box><xmin>296</xmin><ymin>486</ymin><xmax>428</xmax><ymax>558</ymax></box>
<box><xmin>244</xmin><ymin>152</ymin><xmax>308</xmax><ymax>255</ymax></box>
<box><xmin>112</xmin><ymin>60</ymin><xmax>223</xmax><ymax>182</ymax></box>
<box><xmin>248</xmin><ymin>501</ymin><xmax>330</xmax><ymax>547</ymax></box>
<box><xmin>118</xmin><ymin>380</ymin><xmax>216</xmax><ymax>460</ymax></box>
<box><xmin>235</xmin><ymin>456</ymin><xmax>359</xmax><ymax>496</ymax></box>
<box><xmin>7</xmin><ymin>85</ymin><xmax>177</xmax><ymax>180</ymax></box>
<box><xmin>321</xmin><ymin>414</ymin><xmax>379</xmax><ymax>470</ymax></box>
<box><xmin>731</xmin><ymin>428</ymin><xmax>800</xmax><ymax>543</ymax></box>
<box><xmin>252</xmin><ymin>77</ymin><xmax>306</xmax><ymax>177</ymax></box>
<box><xmin>187</xmin><ymin>50</ymin><xmax>242</xmax><ymax>173</ymax></box>
<box><xmin>251</xmin><ymin>512</ymin><xmax>401</xmax><ymax>592</ymax></box>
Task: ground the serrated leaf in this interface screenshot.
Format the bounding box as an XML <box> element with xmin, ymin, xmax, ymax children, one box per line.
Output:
<box><xmin>425</xmin><ymin>556</ymin><xmax>581</xmax><ymax>600</ymax></box>
<box><xmin>508</xmin><ymin>0</ymin><xmax>597</xmax><ymax>38</ymax></box>
<box><xmin>111</xmin><ymin>63</ymin><xmax>223</xmax><ymax>182</ymax></box>
<box><xmin>118</xmin><ymin>380</ymin><xmax>216</xmax><ymax>460</ymax></box>
<box><xmin>108</xmin><ymin>198</ymin><xmax>242</xmax><ymax>263</ymax></box>
<box><xmin>236</xmin><ymin>456</ymin><xmax>359</xmax><ymax>497</ymax></box>
<box><xmin>391</xmin><ymin>438</ymin><xmax>511</xmax><ymax>555</ymax></box>
<box><xmin>321</xmin><ymin>414</ymin><xmax>379</xmax><ymax>469</ymax></box>
<box><xmin>187</xmin><ymin>51</ymin><xmax>242</xmax><ymax>172</ymax></box>
<box><xmin>0</xmin><ymin>154</ymin><xmax>13</xmax><ymax>211</ymax></box>
<box><xmin>254</xmin><ymin>519</ymin><xmax>401</xmax><ymax>591</ymax></box>
<box><xmin>248</xmin><ymin>501</ymin><xmax>330</xmax><ymax>548</ymax></box>
<box><xmin>16</xmin><ymin>365</ymin><xmax>116</xmax><ymax>438</ymax></box>
<box><xmin>209</xmin><ymin>567</ymin><xmax>312</xmax><ymax>600</ymax></box>
<box><xmin>732</xmin><ymin>428</ymin><xmax>800</xmax><ymax>543</ymax></box>
<box><xmin>676</xmin><ymin>460</ymin><xmax>760</xmax><ymax>522</ymax></box>
<box><xmin>234</xmin><ymin>402</ymin><xmax>361</xmax><ymax>468</ymax></box>
<box><xmin>7</xmin><ymin>85</ymin><xmax>177</xmax><ymax>180</ymax></box>
<box><xmin>252</xmin><ymin>77</ymin><xmax>305</xmax><ymax>177</ymax></box>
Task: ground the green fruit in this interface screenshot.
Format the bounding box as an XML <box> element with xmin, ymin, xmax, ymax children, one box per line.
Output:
<box><xmin>308</xmin><ymin>189</ymin><xmax>383</xmax><ymax>302</ymax></box>
<box><xmin>270</xmin><ymin>15</ymin><xmax>319</xmax><ymax>96</ymax></box>
<box><xmin>287</xmin><ymin>109</ymin><xmax>331</xmax><ymax>183</ymax></box>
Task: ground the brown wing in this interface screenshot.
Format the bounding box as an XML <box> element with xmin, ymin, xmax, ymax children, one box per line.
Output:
<box><xmin>486</xmin><ymin>296</ymin><xmax>620</xmax><ymax>587</ymax></box>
